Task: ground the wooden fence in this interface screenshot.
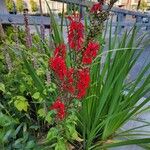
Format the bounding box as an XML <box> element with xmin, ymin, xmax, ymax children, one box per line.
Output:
<box><xmin>0</xmin><ymin>0</ymin><xmax>150</xmax><ymax>30</ymax></box>
<box><xmin>51</xmin><ymin>0</ymin><xmax>150</xmax><ymax>30</ymax></box>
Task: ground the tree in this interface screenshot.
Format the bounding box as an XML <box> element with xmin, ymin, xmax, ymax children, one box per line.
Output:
<box><xmin>139</xmin><ymin>0</ymin><xmax>148</xmax><ymax>11</ymax></box>
<box><xmin>30</xmin><ymin>0</ymin><xmax>38</xmax><ymax>12</ymax></box>
<box><xmin>5</xmin><ymin>0</ymin><xmax>14</xmax><ymax>12</ymax></box>
<box><xmin>16</xmin><ymin>0</ymin><xmax>24</xmax><ymax>12</ymax></box>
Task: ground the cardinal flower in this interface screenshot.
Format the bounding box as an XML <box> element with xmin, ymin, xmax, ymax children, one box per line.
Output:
<box><xmin>76</xmin><ymin>69</ymin><xmax>90</xmax><ymax>99</ymax></box>
<box><xmin>90</xmin><ymin>2</ymin><xmax>102</xmax><ymax>13</ymax></box>
<box><xmin>62</xmin><ymin>68</ymin><xmax>75</xmax><ymax>94</ymax></box>
<box><xmin>68</xmin><ymin>17</ymin><xmax>84</xmax><ymax>50</ymax></box>
<box><xmin>50</xmin><ymin>98</ymin><xmax>65</xmax><ymax>120</ymax></box>
<box><xmin>82</xmin><ymin>41</ymin><xmax>100</xmax><ymax>65</ymax></box>
<box><xmin>54</xmin><ymin>44</ymin><xmax>66</xmax><ymax>59</ymax></box>
<box><xmin>49</xmin><ymin>56</ymin><xmax>67</xmax><ymax>80</ymax></box>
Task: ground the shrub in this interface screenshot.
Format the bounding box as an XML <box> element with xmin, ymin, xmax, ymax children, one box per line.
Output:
<box><xmin>30</xmin><ymin>0</ymin><xmax>38</xmax><ymax>12</ymax></box>
<box><xmin>5</xmin><ymin>0</ymin><xmax>14</xmax><ymax>12</ymax></box>
<box><xmin>16</xmin><ymin>0</ymin><xmax>24</xmax><ymax>12</ymax></box>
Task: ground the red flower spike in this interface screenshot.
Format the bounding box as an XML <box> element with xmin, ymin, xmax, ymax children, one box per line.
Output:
<box><xmin>54</xmin><ymin>44</ymin><xmax>66</xmax><ymax>59</ymax></box>
<box><xmin>76</xmin><ymin>69</ymin><xmax>90</xmax><ymax>99</ymax></box>
<box><xmin>49</xmin><ymin>56</ymin><xmax>67</xmax><ymax>80</ymax></box>
<box><xmin>68</xmin><ymin>13</ymin><xmax>80</xmax><ymax>22</ymax></box>
<box><xmin>77</xmin><ymin>89</ymin><xmax>86</xmax><ymax>99</ymax></box>
<box><xmin>62</xmin><ymin>68</ymin><xmax>75</xmax><ymax>94</ymax></box>
<box><xmin>90</xmin><ymin>2</ymin><xmax>102</xmax><ymax>13</ymax></box>
<box><xmin>50</xmin><ymin>98</ymin><xmax>65</xmax><ymax>120</ymax></box>
<box><xmin>68</xmin><ymin>17</ymin><xmax>84</xmax><ymax>50</ymax></box>
<box><xmin>82</xmin><ymin>42</ymin><xmax>100</xmax><ymax>65</ymax></box>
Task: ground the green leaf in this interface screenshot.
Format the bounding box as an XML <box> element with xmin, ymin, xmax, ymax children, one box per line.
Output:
<box><xmin>22</xmin><ymin>52</ymin><xmax>45</xmax><ymax>97</ymax></box>
<box><xmin>55</xmin><ymin>138</ymin><xmax>66</xmax><ymax>150</ymax></box>
<box><xmin>45</xmin><ymin>111</ymin><xmax>53</xmax><ymax>123</ymax></box>
<box><xmin>49</xmin><ymin>87</ymin><xmax>55</xmax><ymax>92</ymax></box>
<box><xmin>45</xmin><ymin>0</ymin><xmax>63</xmax><ymax>44</ymax></box>
<box><xmin>94</xmin><ymin>138</ymin><xmax>150</xmax><ymax>149</ymax></box>
<box><xmin>0</xmin><ymin>129</ymin><xmax>5</xmax><ymax>141</ymax></box>
<box><xmin>37</xmin><ymin>108</ymin><xmax>46</xmax><ymax>118</ymax></box>
<box><xmin>25</xmin><ymin>140</ymin><xmax>36</xmax><ymax>149</ymax></box>
<box><xmin>2</xmin><ymin>129</ymin><xmax>14</xmax><ymax>142</ymax></box>
<box><xmin>46</xmin><ymin>128</ymin><xmax>58</xmax><ymax>142</ymax></box>
<box><xmin>66</xmin><ymin>124</ymin><xmax>79</xmax><ymax>140</ymax></box>
<box><xmin>0</xmin><ymin>113</ymin><xmax>16</xmax><ymax>127</ymax></box>
<box><xmin>32</xmin><ymin>92</ymin><xmax>40</xmax><ymax>100</ymax></box>
<box><xmin>12</xmin><ymin>138</ymin><xmax>24</xmax><ymax>148</ymax></box>
<box><xmin>36</xmin><ymin>68</ymin><xmax>45</xmax><ymax>76</ymax></box>
<box><xmin>29</xmin><ymin>125</ymin><xmax>39</xmax><ymax>130</ymax></box>
<box><xmin>0</xmin><ymin>83</ymin><xmax>5</xmax><ymax>93</ymax></box>
<box><xmin>13</xmin><ymin>96</ymin><xmax>29</xmax><ymax>112</ymax></box>
<box><xmin>19</xmin><ymin>84</ymin><xmax>26</xmax><ymax>93</ymax></box>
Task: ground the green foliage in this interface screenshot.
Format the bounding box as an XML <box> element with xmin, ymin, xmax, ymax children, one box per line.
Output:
<box><xmin>77</xmin><ymin>25</ymin><xmax>150</xmax><ymax>149</ymax></box>
<box><xmin>5</xmin><ymin>0</ymin><xmax>14</xmax><ymax>12</ymax></box>
<box><xmin>0</xmin><ymin>113</ymin><xmax>36</xmax><ymax>149</ymax></box>
<box><xmin>0</xmin><ymin>26</ymin><xmax>54</xmax><ymax>149</ymax></box>
<box><xmin>16</xmin><ymin>0</ymin><xmax>24</xmax><ymax>12</ymax></box>
<box><xmin>30</xmin><ymin>0</ymin><xmax>38</xmax><ymax>12</ymax></box>
<box><xmin>45</xmin><ymin>112</ymin><xmax>79</xmax><ymax>149</ymax></box>
<box><xmin>0</xmin><ymin>83</ymin><xmax>5</xmax><ymax>93</ymax></box>
<box><xmin>55</xmin><ymin>138</ymin><xmax>66</xmax><ymax>150</ymax></box>
<box><xmin>140</xmin><ymin>0</ymin><xmax>148</xmax><ymax>11</ymax></box>
<box><xmin>12</xmin><ymin>96</ymin><xmax>29</xmax><ymax>112</ymax></box>
<box><xmin>37</xmin><ymin>108</ymin><xmax>46</xmax><ymax>118</ymax></box>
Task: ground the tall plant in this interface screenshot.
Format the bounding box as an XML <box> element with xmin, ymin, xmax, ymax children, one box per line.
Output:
<box><xmin>77</xmin><ymin>25</ymin><xmax>150</xmax><ymax>149</ymax></box>
<box><xmin>45</xmin><ymin>0</ymin><xmax>150</xmax><ymax>149</ymax></box>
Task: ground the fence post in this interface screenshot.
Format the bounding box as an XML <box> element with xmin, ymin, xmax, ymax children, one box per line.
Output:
<box><xmin>136</xmin><ymin>15</ymin><xmax>143</xmax><ymax>30</ymax></box>
<box><xmin>80</xmin><ymin>0</ymin><xmax>85</xmax><ymax>19</ymax></box>
<box><xmin>146</xmin><ymin>17</ymin><xmax>150</xmax><ymax>30</ymax></box>
<box><xmin>116</xmin><ymin>12</ymin><xmax>126</xmax><ymax>33</ymax></box>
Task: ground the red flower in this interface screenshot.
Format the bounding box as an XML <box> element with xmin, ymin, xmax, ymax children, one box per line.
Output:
<box><xmin>90</xmin><ymin>2</ymin><xmax>102</xmax><ymax>13</ymax></box>
<box><xmin>54</xmin><ymin>44</ymin><xmax>66</xmax><ymax>59</ymax></box>
<box><xmin>49</xmin><ymin>56</ymin><xmax>67</xmax><ymax>80</ymax></box>
<box><xmin>82</xmin><ymin>42</ymin><xmax>100</xmax><ymax>65</ymax></box>
<box><xmin>62</xmin><ymin>68</ymin><xmax>75</xmax><ymax>94</ymax></box>
<box><xmin>76</xmin><ymin>69</ymin><xmax>90</xmax><ymax>99</ymax></box>
<box><xmin>68</xmin><ymin>17</ymin><xmax>84</xmax><ymax>50</ymax></box>
<box><xmin>50</xmin><ymin>98</ymin><xmax>65</xmax><ymax>120</ymax></box>
<box><xmin>68</xmin><ymin>12</ymin><xmax>80</xmax><ymax>22</ymax></box>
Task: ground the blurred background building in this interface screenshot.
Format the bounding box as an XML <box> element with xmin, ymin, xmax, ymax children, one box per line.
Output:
<box><xmin>115</xmin><ymin>0</ymin><xmax>150</xmax><ymax>10</ymax></box>
<box><xmin>1</xmin><ymin>0</ymin><xmax>150</xmax><ymax>14</ymax></box>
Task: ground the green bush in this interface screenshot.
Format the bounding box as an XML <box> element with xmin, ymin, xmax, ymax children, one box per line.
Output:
<box><xmin>16</xmin><ymin>0</ymin><xmax>24</xmax><ymax>12</ymax></box>
<box><xmin>5</xmin><ymin>0</ymin><xmax>14</xmax><ymax>12</ymax></box>
<box><xmin>30</xmin><ymin>0</ymin><xmax>38</xmax><ymax>12</ymax></box>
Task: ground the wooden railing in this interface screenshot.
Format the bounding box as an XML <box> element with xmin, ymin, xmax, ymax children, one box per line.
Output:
<box><xmin>51</xmin><ymin>0</ymin><xmax>150</xmax><ymax>30</ymax></box>
<box><xmin>0</xmin><ymin>14</ymin><xmax>50</xmax><ymax>26</ymax></box>
<box><xmin>0</xmin><ymin>0</ymin><xmax>150</xmax><ymax>30</ymax></box>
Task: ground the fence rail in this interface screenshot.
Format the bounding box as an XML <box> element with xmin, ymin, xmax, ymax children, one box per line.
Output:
<box><xmin>0</xmin><ymin>14</ymin><xmax>50</xmax><ymax>26</ymax></box>
<box><xmin>51</xmin><ymin>0</ymin><xmax>150</xmax><ymax>30</ymax></box>
<box><xmin>51</xmin><ymin>0</ymin><xmax>150</xmax><ymax>17</ymax></box>
<box><xmin>0</xmin><ymin>0</ymin><xmax>150</xmax><ymax>30</ymax></box>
